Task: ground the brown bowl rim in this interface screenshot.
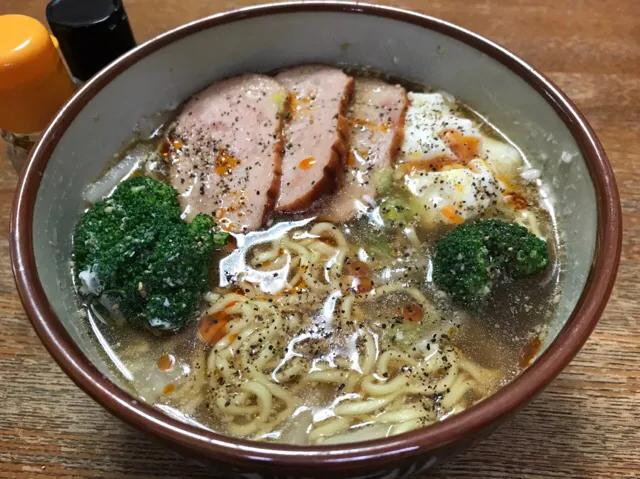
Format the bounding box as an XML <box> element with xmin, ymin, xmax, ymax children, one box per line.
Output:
<box><xmin>10</xmin><ymin>1</ymin><xmax>621</xmax><ymax>471</ymax></box>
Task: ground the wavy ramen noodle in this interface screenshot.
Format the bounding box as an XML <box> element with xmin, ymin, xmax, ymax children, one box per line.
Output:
<box><xmin>76</xmin><ymin>67</ymin><xmax>561</xmax><ymax>445</ymax></box>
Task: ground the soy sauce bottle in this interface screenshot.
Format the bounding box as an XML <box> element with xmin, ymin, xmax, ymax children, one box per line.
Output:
<box><xmin>46</xmin><ymin>0</ymin><xmax>137</xmax><ymax>85</ymax></box>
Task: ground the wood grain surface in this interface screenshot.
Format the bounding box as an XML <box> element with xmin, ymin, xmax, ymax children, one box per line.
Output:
<box><xmin>1</xmin><ymin>1</ymin><xmax>638</xmax><ymax>478</ymax></box>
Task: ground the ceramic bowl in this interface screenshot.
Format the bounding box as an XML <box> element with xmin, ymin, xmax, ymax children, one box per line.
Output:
<box><xmin>10</xmin><ymin>2</ymin><xmax>621</xmax><ymax>478</ymax></box>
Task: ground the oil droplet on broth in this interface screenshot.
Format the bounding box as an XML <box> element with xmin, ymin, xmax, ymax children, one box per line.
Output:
<box><xmin>76</xmin><ymin>67</ymin><xmax>562</xmax><ymax>446</ymax></box>
<box><xmin>163</xmin><ymin>383</ymin><xmax>176</xmax><ymax>395</ymax></box>
<box><xmin>157</xmin><ymin>354</ymin><xmax>175</xmax><ymax>372</ymax></box>
<box><xmin>299</xmin><ymin>157</ymin><xmax>317</xmax><ymax>170</ymax></box>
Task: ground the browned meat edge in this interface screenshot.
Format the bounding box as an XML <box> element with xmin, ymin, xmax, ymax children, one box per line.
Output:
<box><xmin>261</xmin><ymin>94</ymin><xmax>290</xmax><ymax>224</ymax></box>
<box><xmin>389</xmin><ymin>88</ymin><xmax>409</xmax><ymax>164</ymax></box>
<box><xmin>278</xmin><ymin>77</ymin><xmax>355</xmax><ymax>212</ymax></box>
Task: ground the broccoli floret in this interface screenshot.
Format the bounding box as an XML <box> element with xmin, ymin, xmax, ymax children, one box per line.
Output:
<box><xmin>432</xmin><ymin>219</ymin><xmax>549</xmax><ymax>312</ymax></box>
<box><xmin>73</xmin><ymin>176</ymin><xmax>229</xmax><ymax>331</ymax></box>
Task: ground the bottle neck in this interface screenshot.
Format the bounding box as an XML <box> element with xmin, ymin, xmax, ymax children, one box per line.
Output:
<box><xmin>1</xmin><ymin>129</ymin><xmax>40</xmax><ymax>173</ymax></box>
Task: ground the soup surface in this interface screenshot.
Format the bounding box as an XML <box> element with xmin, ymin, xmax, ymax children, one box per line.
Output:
<box><xmin>75</xmin><ymin>65</ymin><xmax>561</xmax><ymax>445</ymax></box>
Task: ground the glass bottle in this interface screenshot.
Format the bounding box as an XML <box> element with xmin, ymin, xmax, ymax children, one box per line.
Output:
<box><xmin>0</xmin><ymin>15</ymin><xmax>76</xmax><ymax>172</ymax></box>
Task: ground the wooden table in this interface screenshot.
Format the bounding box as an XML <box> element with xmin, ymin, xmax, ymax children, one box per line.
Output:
<box><xmin>1</xmin><ymin>1</ymin><xmax>638</xmax><ymax>477</ymax></box>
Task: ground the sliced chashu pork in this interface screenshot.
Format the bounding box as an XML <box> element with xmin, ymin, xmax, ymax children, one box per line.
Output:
<box><xmin>168</xmin><ymin>73</ymin><xmax>288</xmax><ymax>233</ymax></box>
<box><xmin>321</xmin><ymin>78</ymin><xmax>408</xmax><ymax>222</ymax></box>
<box><xmin>275</xmin><ymin>65</ymin><xmax>354</xmax><ymax>212</ymax></box>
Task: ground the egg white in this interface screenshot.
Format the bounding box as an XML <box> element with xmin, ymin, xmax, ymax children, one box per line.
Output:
<box><xmin>401</xmin><ymin>92</ymin><xmax>480</xmax><ymax>161</ymax></box>
<box><xmin>405</xmin><ymin>160</ymin><xmax>503</xmax><ymax>228</ymax></box>
<box><xmin>399</xmin><ymin>93</ymin><xmax>527</xmax><ymax>228</ymax></box>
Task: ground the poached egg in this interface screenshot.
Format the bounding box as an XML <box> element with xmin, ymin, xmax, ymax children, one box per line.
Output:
<box><xmin>399</xmin><ymin>92</ymin><xmax>524</xmax><ymax>228</ymax></box>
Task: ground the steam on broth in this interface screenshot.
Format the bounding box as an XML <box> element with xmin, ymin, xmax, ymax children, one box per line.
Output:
<box><xmin>74</xmin><ymin>65</ymin><xmax>561</xmax><ymax>445</ymax></box>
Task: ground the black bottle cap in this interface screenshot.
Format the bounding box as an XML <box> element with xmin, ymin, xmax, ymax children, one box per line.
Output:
<box><xmin>46</xmin><ymin>0</ymin><xmax>137</xmax><ymax>82</ymax></box>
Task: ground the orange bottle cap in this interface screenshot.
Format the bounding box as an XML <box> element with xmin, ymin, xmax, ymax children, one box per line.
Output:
<box><xmin>0</xmin><ymin>15</ymin><xmax>75</xmax><ymax>134</ymax></box>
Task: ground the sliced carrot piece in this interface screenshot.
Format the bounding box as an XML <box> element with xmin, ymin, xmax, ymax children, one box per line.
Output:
<box><xmin>199</xmin><ymin>311</ymin><xmax>231</xmax><ymax>345</ymax></box>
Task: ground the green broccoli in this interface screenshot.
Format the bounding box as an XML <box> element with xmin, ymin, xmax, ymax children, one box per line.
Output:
<box><xmin>73</xmin><ymin>176</ymin><xmax>228</xmax><ymax>331</ymax></box>
<box><xmin>432</xmin><ymin>219</ymin><xmax>549</xmax><ymax>312</ymax></box>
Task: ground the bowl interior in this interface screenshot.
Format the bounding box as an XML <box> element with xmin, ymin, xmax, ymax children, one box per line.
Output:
<box><xmin>32</xmin><ymin>8</ymin><xmax>595</xmax><ymax>417</ymax></box>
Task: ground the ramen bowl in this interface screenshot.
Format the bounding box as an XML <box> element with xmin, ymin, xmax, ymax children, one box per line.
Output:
<box><xmin>10</xmin><ymin>2</ymin><xmax>621</xmax><ymax>477</ymax></box>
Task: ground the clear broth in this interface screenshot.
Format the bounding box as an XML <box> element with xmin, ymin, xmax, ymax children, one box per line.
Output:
<box><xmin>77</xmin><ymin>73</ymin><xmax>562</xmax><ymax>445</ymax></box>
